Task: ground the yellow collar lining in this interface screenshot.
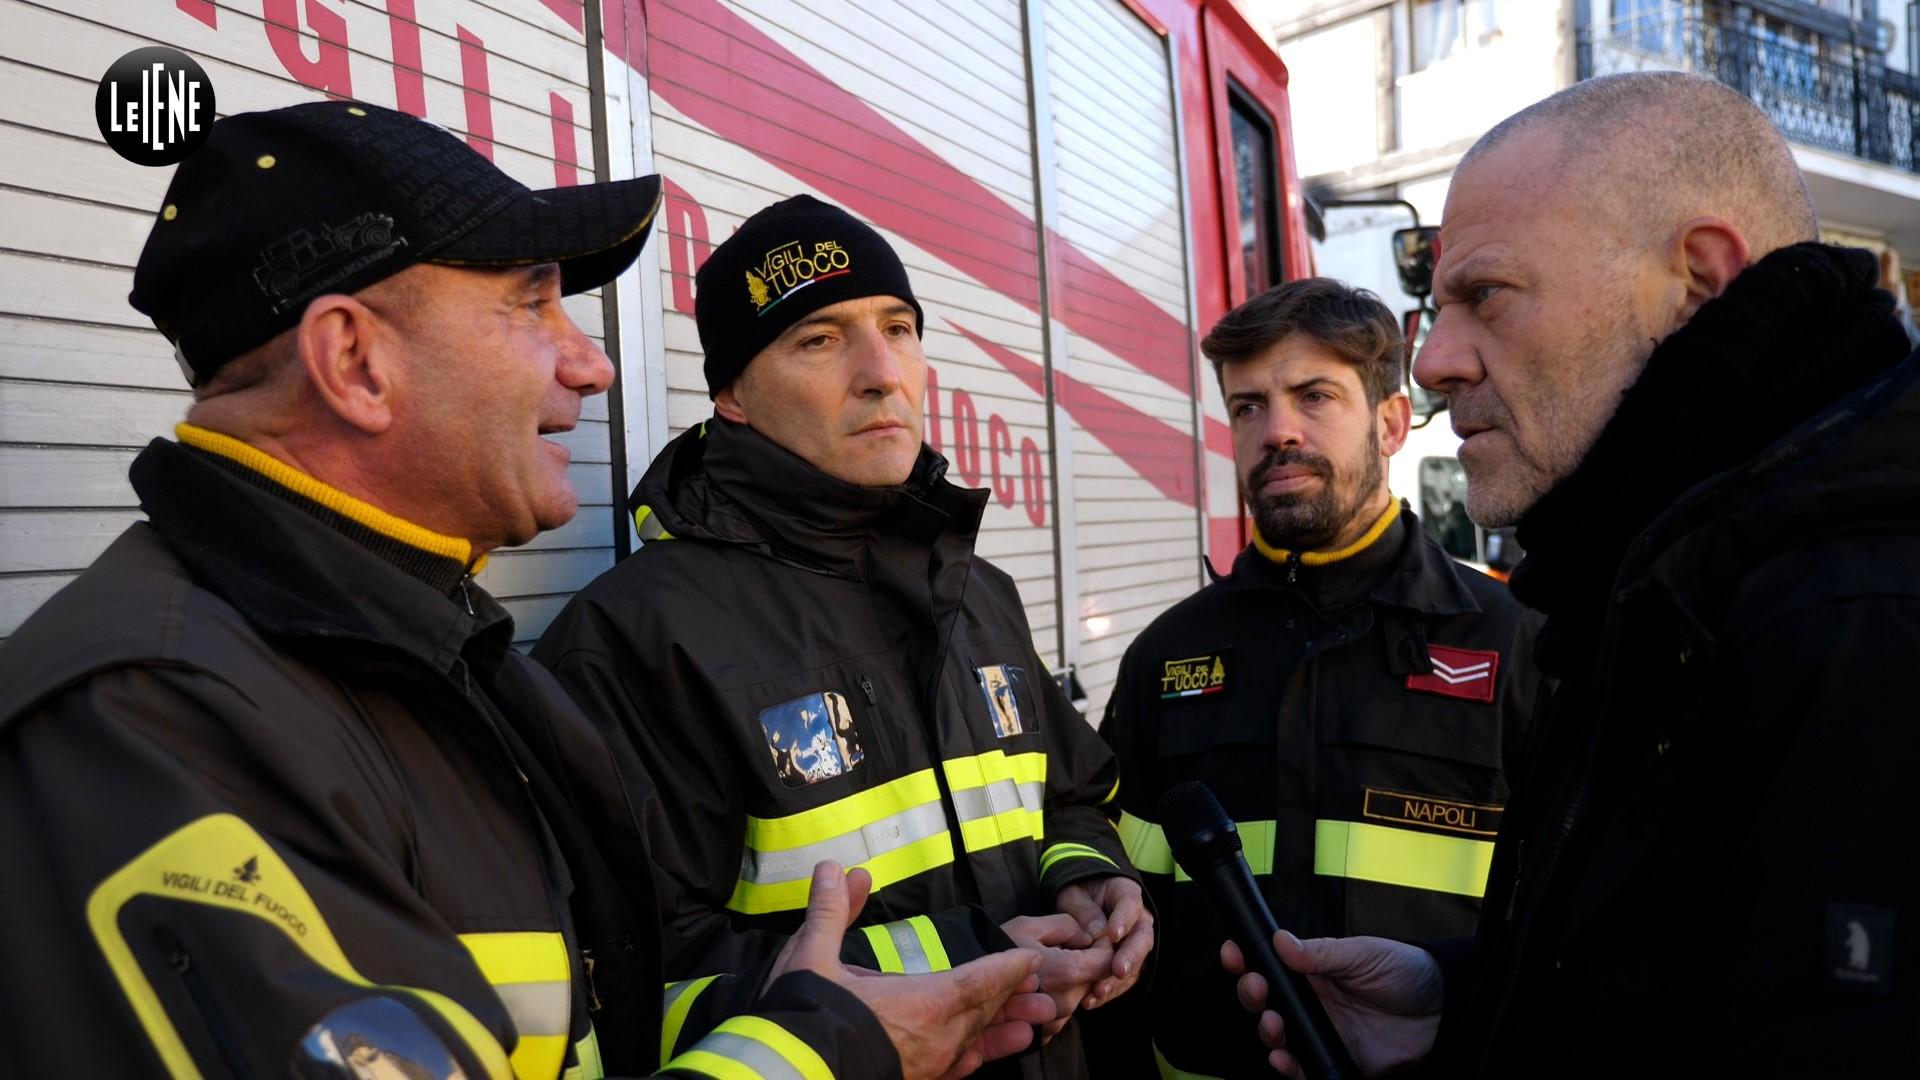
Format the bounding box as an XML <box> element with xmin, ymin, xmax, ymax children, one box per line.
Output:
<box><xmin>175</xmin><ymin>423</ymin><xmax>483</xmax><ymax>571</ymax></box>
<box><xmin>1252</xmin><ymin>498</ymin><xmax>1400</xmax><ymax>567</ymax></box>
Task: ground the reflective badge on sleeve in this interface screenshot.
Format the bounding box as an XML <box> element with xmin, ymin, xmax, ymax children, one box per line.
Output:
<box><xmin>1406</xmin><ymin>645</ymin><xmax>1498</xmax><ymax>703</ymax></box>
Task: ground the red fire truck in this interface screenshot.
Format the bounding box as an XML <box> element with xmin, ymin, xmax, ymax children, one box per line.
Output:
<box><xmin>0</xmin><ymin>0</ymin><xmax>1314</xmax><ymax>716</ymax></box>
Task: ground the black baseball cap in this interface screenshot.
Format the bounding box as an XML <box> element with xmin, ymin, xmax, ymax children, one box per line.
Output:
<box><xmin>130</xmin><ymin>100</ymin><xmax>663</xmax><ymax>386</ymax></box>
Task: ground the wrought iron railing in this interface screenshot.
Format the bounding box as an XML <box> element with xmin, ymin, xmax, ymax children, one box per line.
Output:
<box><xmin>1579</xmin><ymin>14</ymin><xmax>1920</xmax><ymax>174</ymax></box>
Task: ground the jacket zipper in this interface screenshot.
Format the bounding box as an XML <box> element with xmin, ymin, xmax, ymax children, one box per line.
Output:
<box><xmin>155</xmin><ymin>925</ymin><xmax>248</xmax><ymax>1078</ymax></box>
<box><xmin>858</xmin><ymin>673</ymin><xmax>877</xmax><ymax>706</ymax></box>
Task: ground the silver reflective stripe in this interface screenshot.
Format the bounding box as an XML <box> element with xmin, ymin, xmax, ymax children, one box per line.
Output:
<box><xmin>660</xmin><ymin>977</ymin><xmax>702</xmax><ymax>1016</ymax></box>
<box><xmin>949</xmin><ymin>778</ymin><xmax>1045</xmax><ymax>823</ymax></box>
<box><xmin>687</xmin><ymin>1031</ymin><xmax>807</xmax><ymax>1080</ymax></box>
<box><xmin>493</xmin><ymin>980</ymin><xmax>571</xmax><ymax>1038</ymax></box>
<box><xmin>884</xmin><ymin>919</ymin><xmax>934</xmax><ymax>974</ymax></box>
<box><xmin>738</xmin><ymin>801</ymin><xmax>949</xmax><ymax>885</ymax></box>
<box><xmin>1018</xmin><ymin>780</ymin><xmax>1043</xmax><ymax>814</ymax></box>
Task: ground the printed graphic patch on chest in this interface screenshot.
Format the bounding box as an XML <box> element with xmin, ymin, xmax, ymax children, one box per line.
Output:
<box><xmin>1363</xmin><ymin>787</ymin><xmax>1503</xmax><ymax>837</ymax></box>
<box><xmin>975</xmin><ymin>663</ymin><xmax>1029</xmax><ymax>738</ymax></box>
<box><xmin>1406</xmin><ymin>645</ymin><xmax>1499</xmax><ymax>703</ymax></box>
<box><xmin>1160</xmin><ymin>652</ymin><xmax>1229</xmax><ymax>700</ymax></box>
<box><xmin>759</xmin><ymin>690</ymin><xmax>865</xmax><ymax>788</ymax></box>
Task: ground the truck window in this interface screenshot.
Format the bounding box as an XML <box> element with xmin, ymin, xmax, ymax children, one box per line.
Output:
<box><xmin>1228</xmin><ymin>84</ymin><xmax>1283</xmax><ymax>296</ymax></box>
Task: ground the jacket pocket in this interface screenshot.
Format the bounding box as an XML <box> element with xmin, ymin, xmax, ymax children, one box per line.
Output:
<box><xmin>725</xmin><ymin>661</ymin><xmax>902</xmax><ymax>803</ymax></box>
<box><xmin>1319</xmin><ymin>698</ymin><xmax>1505</xmax><ymax>769</ymax></box>
<box><xmin>151</xmin><ymin>923</ymin><xmax>248</xmax><ymax>1078</ymax></box>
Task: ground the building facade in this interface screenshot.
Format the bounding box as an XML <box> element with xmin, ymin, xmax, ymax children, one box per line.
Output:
<box><xmin>1264</xmin><ymin>0</ymin><xmax>1920</xmax><ymax>563</ymax></box>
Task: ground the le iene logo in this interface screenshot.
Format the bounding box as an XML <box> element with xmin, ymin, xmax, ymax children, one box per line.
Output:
<box><xmin>746</xmin><ymin>239</ymin><xmax>852</xmax><ymax>316</ymax></box>
<box><xmin>96</xmin><ymin>46</ymin><xmax>215</xmax><ymax>167</ymax></box>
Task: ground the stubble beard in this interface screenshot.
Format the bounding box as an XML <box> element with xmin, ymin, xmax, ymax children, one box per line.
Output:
<box><xmin>1462</xmin><ymin>296</ymin><xmax>1648</xmax><ymax>528</ymax></box>
<box><xmin>1245</xmin><ymin>425</ymin><xmax>1383</xmax><ymax>552</ymax></box>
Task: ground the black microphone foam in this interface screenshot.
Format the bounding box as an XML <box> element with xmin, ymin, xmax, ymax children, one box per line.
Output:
<box><xmin>1158</xmin><ymin>782</ymin><xmax>1357</xmax><ymax>1080</ymax></box>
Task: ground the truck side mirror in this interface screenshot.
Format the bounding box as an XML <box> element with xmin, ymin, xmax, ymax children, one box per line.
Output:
<box><xmin>1392</xmin><ymin>226</ymin><xmax>1440</xmax><ymax>298</ymax></box>
<box><xmin>1402</xmin><ymin>306</ymin><xmax>1445</xmax><ymax>426</ymax></box>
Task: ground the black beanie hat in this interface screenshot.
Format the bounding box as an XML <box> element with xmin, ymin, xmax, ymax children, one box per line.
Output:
<box><xmin>696</xmin><ymin>195</ymin><xmax>923</xmax><ymax>397</ymax></box>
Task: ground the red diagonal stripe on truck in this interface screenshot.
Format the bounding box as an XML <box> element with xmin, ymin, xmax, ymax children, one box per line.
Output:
<box><xmin>949</xmin><ymin>322</ymin><xmax>1197</xmax><ymax>507</ymax></box>
<box><xmin>636</xmin><ymin>0</ymin><xmax>1197</xmax><ymax>400</ymax></box>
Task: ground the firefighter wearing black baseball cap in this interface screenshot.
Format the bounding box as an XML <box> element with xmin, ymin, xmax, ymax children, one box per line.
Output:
<box><xmin>532</xmin><ymin>194</ymin><xmax>1153</xmax><ymax>1080</ymax></box>
<box><xmin>0</xmin><ymin>103</ymin><xmax>1046</xmax><ymax>1079</ymax></box>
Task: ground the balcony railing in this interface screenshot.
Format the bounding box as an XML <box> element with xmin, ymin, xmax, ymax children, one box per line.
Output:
<box><xmin>1579</xmin><ymin>14</ymin><xmax>1920</xmax><ymax>175</ymax></box>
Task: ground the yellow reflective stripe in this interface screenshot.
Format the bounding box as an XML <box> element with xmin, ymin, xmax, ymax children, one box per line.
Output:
<box><xmin>744</xmin><ymin>769</ymin><xmax>943</xmax><ymax>851</ymax></box>
<box><xmin>660</xmin><ymin>974</ymin><xmax>721</xmax><ymax>1066</ymax></box>
<box><xmin>512</xmin><ymin>1035</ymin><xmax>569</xmax><ymax>1077</ymax></box>
<box><xmin>1119</xmin><ymin>814</ymin><xmax>1275</xmax><ymax>881</ymax></box>
<box><xmin>942</xmin><ymin>748</ymin><xmax>1047</xmax><ymax>791</ymax></box>
<box><xmin>564</xmin><ymin>1027</ymin><xmax>604</xmax><ymax>1080</ymax></box>
<box><xmin>945</xmin><ymin>750</ymin><xmax>1047</xmax><ymax>851</ymax></box>
<box><xmin>1155</xmin><ymin>1040</ymin><xmax>1227</xmax><ymax>1080</ymax></box>
<box><xmin>667</xmin><ymin>1015</ymin><xmax>833</xmax><ymax>1080</ymax></box>
<box><xmin>634</xmin><ymin>504</ymin><xmax>675</xmax><ymax>542</ymax></box>
<box><xmin>459</xmin><ymin>931</ymin><xmax>571</xmax><ymax>1080</ymax></box>
<box><xmin>862</xmin><ymin>922</ymin><xmax>906</xmax><ymax>973</ymax></box>
<box><xmin>956</xmin><ymin>805</ymin><xmax>1045</xmax><ymax>852</ymax></box>
<box><xmin>1038</xmin><ymin>842</ymin><xmax>1118</xmax><ymax>878</ymax></box>
<box><xmin>1313</xmin><ymin>819</ymin><xmax>1493</xmax><ymax>898</ymax></box>
<box><xmin>665</xmin><ymin>1049</ymin><xmax>762</xmax><ymax>1080</ymax></box>
<box><xmin>728</xmin><ymin>832</ymin><xmax>954</xmax><ymax>915</ymax></box>
<box><xmin>908</xmin><ymin>914</ymin><xmax>952</xmax><ymax>972</ymax></box>
<box><xmin>1101</xmin><ymin>775</ymin><xmax>1121</xmax><ymax>805</ymax></box>
<box><xmin>460</xmin><ymin>931</ymin><xmax>569</xmax><ymax>985</ymax></box>
<box><xmin>86</xmin><ymin>814</ymin><xmax>512</xmax><ymax>1080</ymax></box>
<box><xmin>1117</xmin><ymin>811</ymin><xmax>1175</xmax><ymax>875</ymax></box>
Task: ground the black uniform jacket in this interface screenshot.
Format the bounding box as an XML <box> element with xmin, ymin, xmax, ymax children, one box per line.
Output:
<box><xmin>1095</xmin><ymin>505</ymin><xmax>1546</xmax><ymax>1077</ymax></box>
<box><xmin>1436</xmin><ymin>244</ymin><xmax>1920</xmax><ymax>1077</ymax></box>
<box><xmin>534</xmin><ymin>416</ymin><xmax>1137</xmax><ymax>1076</ymax></box>
<box><xmin>0</xmin><ymin>427</ymin><xmax>894</xmax><ymax>1080</ymax></box>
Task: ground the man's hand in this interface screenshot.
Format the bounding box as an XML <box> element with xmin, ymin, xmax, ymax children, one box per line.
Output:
<box><xmin>1054</xmin><ymin>876</ymin><xmax>1154</xmax><ymax>1008</ymax></box>
<box><xmin>1000</xmin><ymin>913</ymin><xmax>1113</xmax><ymax>1040</ymax></box>
<box><xmin>1221</xmin><ymin>932</ymin><xmax>1442</xmax><ymax>1078</ymax></box>
<box><xmin>771</xmin><ymin>861</ymin><xmax>1058</xmax><ymax>1080</ymax></box>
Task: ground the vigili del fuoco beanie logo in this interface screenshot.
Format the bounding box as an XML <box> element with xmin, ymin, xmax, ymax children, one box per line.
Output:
<box><xmin>745</xmin><ymin>238</ymin><xmax>854</xmax><ymax>315</ymax></box>
<box><xmin>695</xmin><ymin>195</ymin><xmax>924</xmax><ymax>398</ymax></box>
<box><xmin>96</xmin><ymin>46</ymin><xmax>215</xmax><ymax>167</ymax></box>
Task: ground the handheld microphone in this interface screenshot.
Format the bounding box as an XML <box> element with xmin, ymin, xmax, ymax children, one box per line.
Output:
<box><xmin>1159</xmin><ymin>782</ymin><xmax>1357</xmax><ymax>1080</ymax></box>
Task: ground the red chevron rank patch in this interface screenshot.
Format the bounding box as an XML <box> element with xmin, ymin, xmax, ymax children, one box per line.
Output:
<box><xmin>1407</xmin><ymin>645</ymin><xmax>1499</xmax><ymax>703</ymax></box>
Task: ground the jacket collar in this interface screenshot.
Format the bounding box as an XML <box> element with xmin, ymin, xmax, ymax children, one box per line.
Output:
<box><xmin>1507</xmin><ymin>243</ymin><xmax>1913</xmax><ymax>676</ymax></box>
<box><xmin>132</xmin><ymin>428</ymin><xmax>514</xmax><ymax>680</ymax></box>
<box><xmin>632</xmin><ymin>415</ymin><xmax>986</xmax><ymax>578</ymax></box>
<box><xmin>1227</xmin><ymin>501</ymin><xmax>1482</xmax><ymax>618</ymax></box>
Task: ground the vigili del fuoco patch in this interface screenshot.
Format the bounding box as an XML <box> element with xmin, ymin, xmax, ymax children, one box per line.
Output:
<box><xmin>1159</xmin><ymin>651</ymin><xmax>1229</xmax><ymax>700</ymax></box>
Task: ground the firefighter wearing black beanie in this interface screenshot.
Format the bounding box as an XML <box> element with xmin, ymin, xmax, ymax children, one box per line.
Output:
<box><xmin>695</xmin><ymin>194</ymin><xmax>924</xmax><ymax>397</ymax></box>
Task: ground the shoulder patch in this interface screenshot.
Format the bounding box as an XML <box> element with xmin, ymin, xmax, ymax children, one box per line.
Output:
<box><xmin>1406</xmin><ymin>644</ymin><xmax>1498</xmax><ymax>703</ymax></box>
<box><xmin>1160</xmin><ymin>651</ymin><xmax>1229</xmax><ymax>700</ymax></box>
<box><xmin>759</xmin><ymin>691</ymin><xmax>865</xmax><ymax>787</ymax></box>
